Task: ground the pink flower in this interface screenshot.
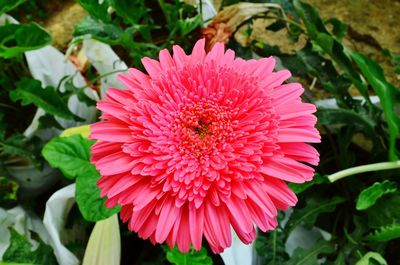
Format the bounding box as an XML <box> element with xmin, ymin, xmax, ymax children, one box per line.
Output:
<box><xmin>89</xmin><ymin>39</ymin><xmax>320</xmax><ymax>253</ymax></box>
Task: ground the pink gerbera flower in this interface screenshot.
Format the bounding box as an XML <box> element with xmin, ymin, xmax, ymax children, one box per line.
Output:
<box><xmin>89</xmin><ymin>39</ymin><xmax>320</xmax><ymax>253</ymax></box>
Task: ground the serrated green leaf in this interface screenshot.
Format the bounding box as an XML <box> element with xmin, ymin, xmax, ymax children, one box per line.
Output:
<box><xmin>255</xmin><ymin>229</ymin><xmax>289</xmax><ymax>264</ymax></box>
<box><xmin>0</xmin><ymin>134</ymin><xmax>32</xmax><ymax>158</ymax></box>
<box><xmin>0</xmin><ymin>176</ymin><xmax>18</xmax><ymax>203</ymax></box>
<box><xmin>176</xmin><ymin>15</ymin><xmax>202</xmax><ymax>36</ymax></box>
<box><xmin>10</xmin><ymin>78</ymin><xmax>78</xmax><ymax>120</ymax></box>
<box><xmin>325</xmin><ymin>18</ymin><xmax>347</xmax><ymax>41</ymax></box>
<box><xmin>286</xmin><ymin>196</ymin><xmax>345</xmax><ymax>235</ymax></box>
<box><xmin>365</xmin><ymin>224</ymin><xmax>400</xmax><ymax>242</ymax></box>
<box><xmin>166</xmin><ymin>247</ymin><xmax>212</xmax><ymax>265</ymax></box>
<box><xmin>316</xmin><ymin>108</ymin><xmax>376</xmax><ymax>139</ymax></box>
<box><xmin>42</xmin><ymin>135</ymin><xmax>120</xmax><ymax>221</ymax></box>
<box><xmin>288</xmin><ymin>174</ymin><xmax>328</xmax><ymax>194</ymax></box>
<box><xmin>349</xmin><ymin>51</ymin><xmax>400</xmax><ymax>160</ymax></box>
<box><xmin>38</xmin><ymin>114</ymin><xmax>64</xmax><ymax>130</ymax></box>
<box><xmin>73</xmin><ymin>16</ymin><xmax>125</xmax><ymax>45</ymax></box>
<box><xmin>0</xmin><ymin>23</ymin><xmax>51</xmax><ymax>59</ymax></box>
<box><xmin>108</xmin><ymin>0</ymin><xmax>149</xmax><ymax>25</ymax></box>
<box><xmin>0</xmin><ymin>0</ymin><xmax>26</xmax><ymax>15</ymax></box>
<box><xmin>76</xmin><ymin>0</ymin><xmax>111</xmax><ymax>23</ymax></box>
<box><xmin>355</xmin><ymin>252</ymin><xmax>387</xmax><ymax>265</ymax></box>
<box><xmin>366</xmin><ymin>194</ymin><xmax>400</xmax><ymax>228</ymax></box>
<box><xmin>356</xmin><ymin>181</ymin><xmax>397</xmax><ymax>210</ymax></box>
<box><xmin>2</xmin><ymin>228</ymin><xmax>57</xmax><ymax>265</ymax></box>
<box><xmin>42</xmin><ymin>135</ymin><xmax>93</xmax><ymax>180</ymax></box>
<box><xmin>293</xmin><ymin>0</ymin><xmax>370</xmax><ymax>103</ymax></box>
<box><xmin>284</xmin><ymin>240</ymin><xmax>334</xmax><ymax>265</ymax></box>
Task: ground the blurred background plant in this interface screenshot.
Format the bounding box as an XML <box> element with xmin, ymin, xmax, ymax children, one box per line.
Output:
<box><xmin>1</xmin><ymin>0</ymin><xmax>399</xmax><ymax>265</ymax></box>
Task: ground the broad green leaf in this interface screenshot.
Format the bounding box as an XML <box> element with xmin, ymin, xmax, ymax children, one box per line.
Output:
<box><xmin>285</xmin><ymin>196</ymin><xmax>345</xmax><ymax>235</ymax></box>
<box><xmin>166</xmin><ymin>247</ymin><xmax>212</xmax><ymax>265</ymax></box>
<box><xmin>284</xmin><ymin>241</ymin><xmax>334</xmax><ymax>265</ymax></box>
<box><xmin>75</xmin><ymin>165</ymin><xmax>120</xmax><ymax>222</ymax></box>
<box><xmin>350</xmin><ymin>51</ymin><xmax>400</xmax><ymax>160</ymax></box>
<box><xmin>0</xmin><ymin>176</ymin><xmax>18</xmax><ymax>203</ymax></box>
<box><xmin>355</xmin><ymin>252</ymin><xmax>387</xmax><ymax>265</ymax></box>
<box><xmin>356</xmin><ymin>181</ymin><xmax>397</xmax><ymax>210</ymax></box>
<box><xmin>2</xmin><ymin>228</ymin><xmax>57</xmax><ymax>265</ymax></box>
<box><xmin>0</xmin><ymin>23</ymin><xmax>51</xmax><ymax>59</ymax></box>
<box><xmin>42</xmin><ymin>135</ymin><xmax>93</xmax><ymax>180</ymax></box>
<box><xmin>365</xmin><ymin>224</ymin><xmax>400</xmax><ymax>242</ymax></box>
<box><xmin>288</xmin><ymin>174</ymin><xmax>328</xmax><ymax>194</ymax></box>
<box><xmin>10</xmin><ymin>78</ymin><xmax>78</xmax><ymax>120</ymax></box>
<box><xmin>76</xmin><ymin>0</ymin><xmax>111</xmax><ymax>23</ymax></box>
<box><xmin>0</xmin><ymin>0</ymin><xmax>26</xmax><ymax>15</ymax></box>
<box><xmin>42</xmin><ymin>135</ymin><xmax>120</xmax><ymax>221</ymax></box>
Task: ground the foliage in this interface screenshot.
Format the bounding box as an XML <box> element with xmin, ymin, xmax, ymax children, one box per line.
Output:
<box><xmin>2</xmin><ymin>228</ymin><xmax>57</xmax><ymax>265</ymax></box>
<box><xmin>42</xmin><ymin>135</ymin><xmax>120</xmax><ymax>221</ymax></box>
<box><xmin>72</xmin><ymin>0</ymin><xmax>202</xmax><ymax>67</ymax></box>
<box><xmin>1</xmin><ymin>0</ymin><xmax>399</xmax><ymax>264</ymax></box>
<box><xmin>165</xmin><ymin>247</ymin><xmax>213</xmax><ymax>265</ymax></box>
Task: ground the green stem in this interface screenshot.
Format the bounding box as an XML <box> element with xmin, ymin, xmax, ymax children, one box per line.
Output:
<box><xmin>328</xmin><ymin>160</ymin><xmax>400</xmax><ymax>183</ymax></box>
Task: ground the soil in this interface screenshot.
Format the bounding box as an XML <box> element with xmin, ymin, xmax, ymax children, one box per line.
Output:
<box><xmin>303</xmin><ymin>0</ymin><xmax>400</xmax><ymax>87</ymax></box>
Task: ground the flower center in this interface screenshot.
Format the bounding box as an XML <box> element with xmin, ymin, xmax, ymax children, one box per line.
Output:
<box><xmin>173</xmin><ymin>100</ymin><xmax>235</xmax><ymax>158</ymax></box>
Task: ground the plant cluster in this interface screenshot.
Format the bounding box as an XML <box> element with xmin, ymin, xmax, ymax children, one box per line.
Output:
<box><xmin>0</xmin><ymin>0</ymin><xmax>399</xmax><ymax>265</ymax></box>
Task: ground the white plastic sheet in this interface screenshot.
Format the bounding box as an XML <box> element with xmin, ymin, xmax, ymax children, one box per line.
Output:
<box><xmin>43</xmin><ymin>184</ymin><xmax>79</xmax><ymax>265</ymax></box>
<box><xmin>82</xmin><ymin>39</ymin><xmax>128</xmax><ymax>99</ymax></box>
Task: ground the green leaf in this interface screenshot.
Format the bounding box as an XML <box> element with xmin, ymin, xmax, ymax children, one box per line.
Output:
<box><xmin>0</xmin><ymin>176</ymin><xmax>19</xmax><ymax>203</ymax></box>
<box><xmin>366</xmin><ymin>194</ymin><xmax>400</xmax><ymax>228</ymax></box>
<box><xmin>255</xmin><ymin>228</ymin><xmax>289</xmax><ymax>264</ymax></box>
<box><xmin>356</xmin><ymin>181</ymin><xmax>397</xmax><ymax>210</ymax></box>
<box><xmin>166</xmin><ymin>247</ymin><xmax>213</xmax><ymax>265</ymax></box>
<box><xmin>355</xmin><ymin>252</ymin><xmax>387</xmax><ymax>265</ymax></box>
<box><xmin>75</xmin><ymin>165</ymin><xmax>120</xmax><ymax>222</ymax></box>
<box><xmin>2</xmin><ymin>228</ymin><xmax>57</xmax><ymax>265</ymax></box>
<box><xmin>285</xmin><ymin>196</ymin><xmax>345</xmax><ymax>235</ymax></box>
<box><xmin>76</xmin><ymin>0</ymin><xmax>111</xmax><ymax>23</ymax></box>
<box><xmin>42</xmin><ymin>135</ymin><xmax>120</xmax><ymax>221</ymax></box>
<box><xmin>284</xmin><ymin>240</ymin><xmax>335</xmax><ymax>265</ymax></box>
<box><xmin>73</xmin><ymin>16</ymin><xmax>125</xmax><ymax>45</ymax></box>
<box><xmin>42</xmin><ymin>135</ymin><xmax>93</xmax><ymax>180</ymax></box>
<box><xmin>108</xmin><ymin>0</ymin><xmax>149</xmax><ymax>25</ymax></box>
<box><xmin>316</xmin><ymin>108</ymin><xmax>376</xmax><ymax>139</ymax></box>
<box><xmin>0</xmin><ymin>23</ymin><xmax>51</xmax><ymax>59</ymax></box>
<box><xmin>176</xmin><ymin>15</ymin><xmax>202</xmax><ymax>36</ymax></box>
<box><xmin>0</xmin><ymin>0</ymin><xmax>26</xmax><ymax>15</ymax></box>
<box><xmin>365</xmin><ymin>224</ymin><xmax>400</xmax><ymax>242</ymax></box>
<box><xmin>10</xmin><ymin>77</ymin><xmax>78</xmax><ymax>120</ymax></box>
<box><xmin>349</xmin><ymin>51</ymin><xmax>400</xmax><ymax>160</ymax></box>
<box><xmin>38</xmin><ymin>114</ymin><xmax>64</xmax><ymax>130</ymax></box>
<box><xmin>325</xmin><ymin>18</ymin><xmax>347</xmax><ymax>41</ymax></box>
<box><xmin>293</xmin><ymin>0</ymin><xmax>370</xmax><ymax>103</ymax></box>
<box><xmin>288</xmin><ymin>174</ymin><xmax>328</xmax><ymax>194</ymax></box>
<box><xmin>1</xmin><ymin>134</ymin><xmax>32</xmax><ymax>158</ymax></box>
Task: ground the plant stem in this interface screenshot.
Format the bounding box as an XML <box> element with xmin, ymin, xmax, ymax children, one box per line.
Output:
<box><xmin>328</xmin><ymin>160</ymin><xmax>400</xmax><ymax>183</ymax></box>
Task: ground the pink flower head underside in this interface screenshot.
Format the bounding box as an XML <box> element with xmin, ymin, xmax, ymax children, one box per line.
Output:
<box><xmin>89</xmin><ymin>39</ymin><xmax>320</xmax><ymax>253</ymax></box>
